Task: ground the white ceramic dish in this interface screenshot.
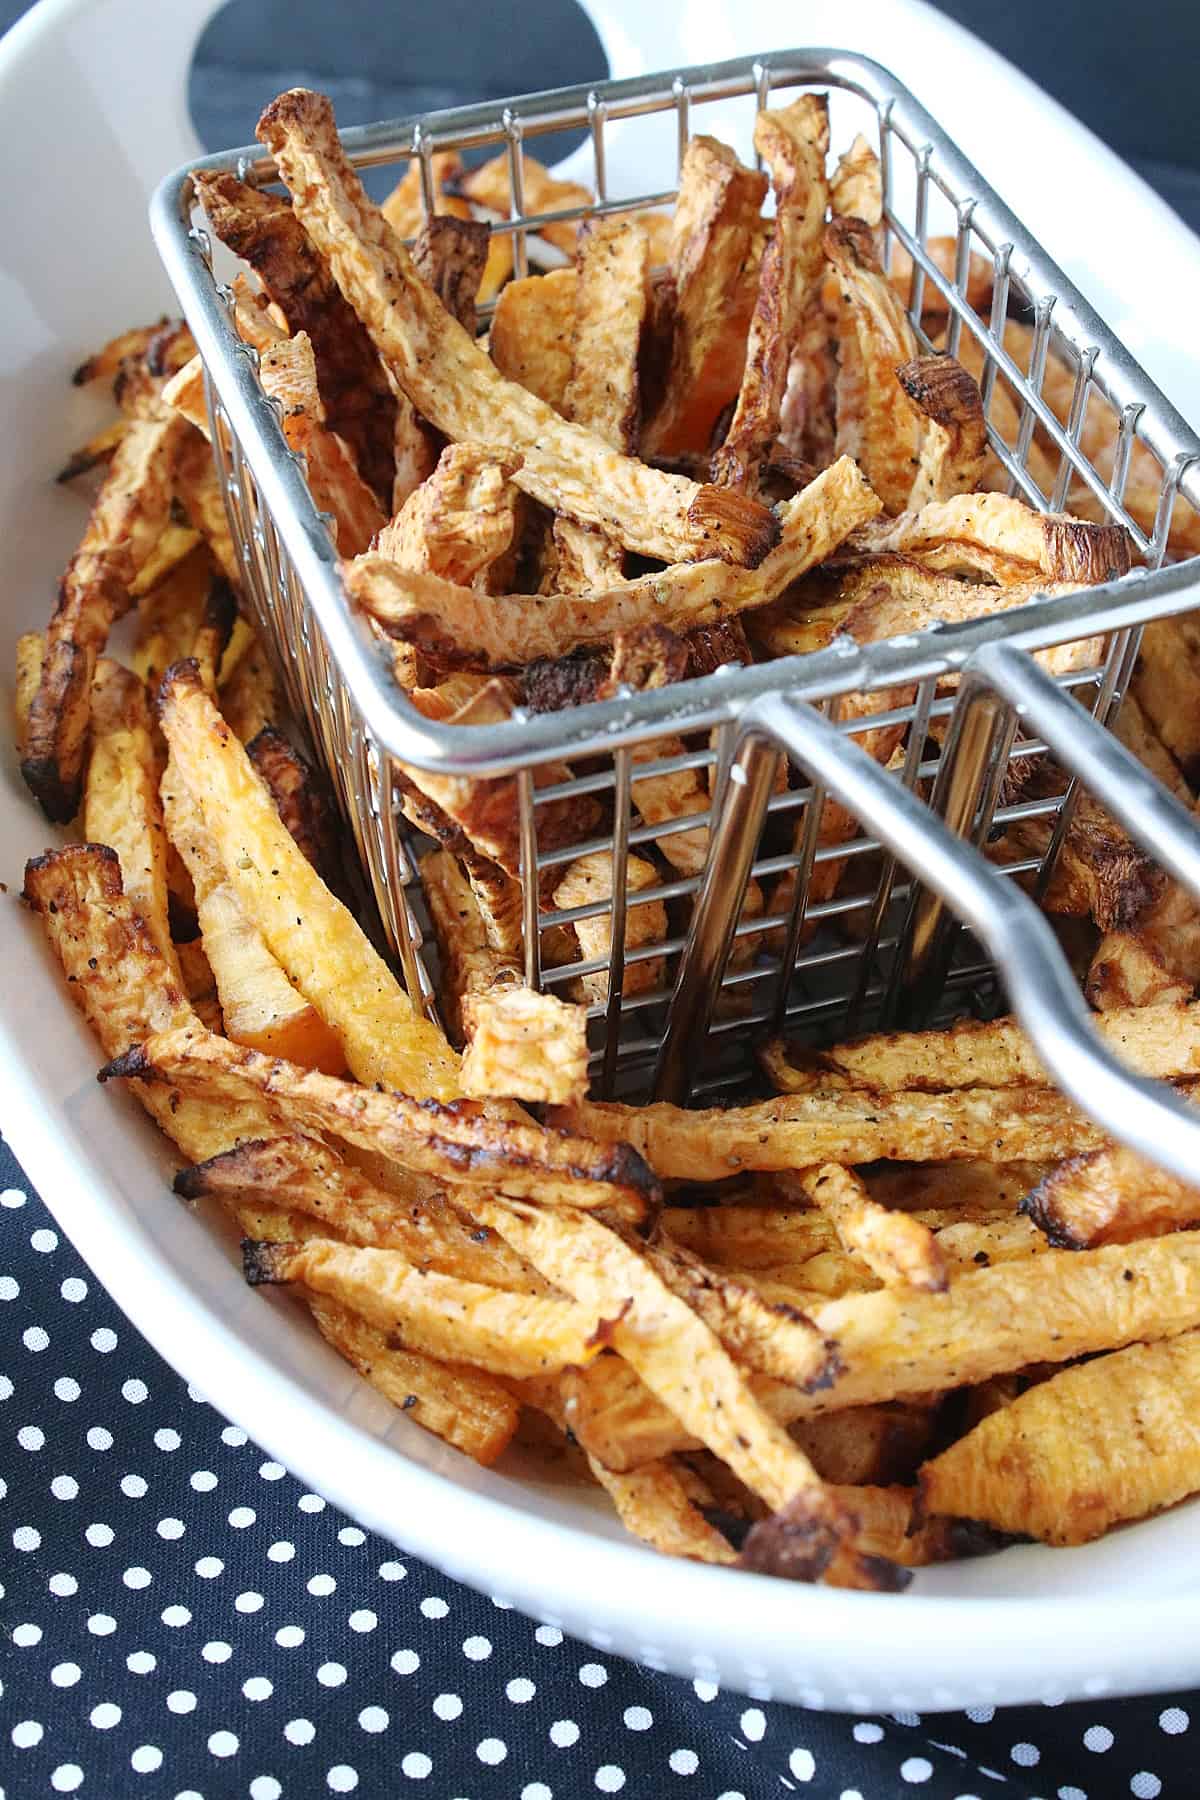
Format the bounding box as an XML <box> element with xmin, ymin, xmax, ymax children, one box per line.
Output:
<box><xmin>4</xmin><ymin>0</ymin><xmax>1200</xmax><ymax>1713</ymax></box>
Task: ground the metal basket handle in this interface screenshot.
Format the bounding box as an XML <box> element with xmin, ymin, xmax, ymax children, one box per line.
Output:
<box><xmin>655</xmin><ymin>648</ymin><xmax>1200</xmax><ymax>1187</ymax></box>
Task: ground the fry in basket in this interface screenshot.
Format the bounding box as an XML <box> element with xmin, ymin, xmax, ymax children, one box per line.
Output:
<box><xmin>856</xmin><ymin>491</ymin><xmax>1132</xmax><ymax>584</ymax></box>
<box><xmin>800</xmin><ymin>1164</ymin><xmax>948</xmax><ymax>1293</ymax></box>
<box><xmin>552</xmin><ymin>850</ymin><xmax>668</xmax><ymax>1006</ymax></box>
<box><xmin>458</xmin><ymin>149</ymin><xmax>593</xmax><ymax>258</ymax></box>
<box><xmin>489</xmin><ymin>267</ymin><xmax>577</xmax><ymax>410</ymax></box>
<box><xmin>411</xmin><ymin>213</ymin><xmax>491</xmax><ymax>334</ymax></box>
<box><xmin>1022</xmin><ymin>1142</ymin><xmax>1200</xmax><ymax>1248</ymax></box>
<box><xmin>257</xmin><ymin>89</ymin><xmax>778</xmax><ymax>568</ymax></box>
<box><xmin>245</xmin><ymin>727</ymin><xmax>344</xmax><ymax>893</ymax></box>
<box><xmin>897</xmin><ymin>354</ymin><xmax>988</xmax><ymax>506</ymax></box>
<box><xmin>255</xmin><ymin>331</ymin><xmax>385</xmax><ymax>555</ymax></box>
<box><xmin>460</xmin><ymin>984</ymin><xmax>589</xmax><ymax>1106</ymax></box>
<box><xmin>374</xmin><ymin>442</ymin><xmax>524</xmax><ymax>591</ymax></box>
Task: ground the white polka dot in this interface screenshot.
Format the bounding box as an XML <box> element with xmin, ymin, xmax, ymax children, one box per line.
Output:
<box><xmin>120</xmin><ymin>1476</ymin><xmax>147</xmax><ymax>1499</ymax></box>
<box><xmin>31</xmin><ymin>1228</ymin><xmax>58</xmax><ymax>1252</ymax></box>
<box><xmin>249</xmin><ymin>1780</ymin><xmax>281</xmax><ymax>1800</ymax></box>
<box><xmin>596</xmin><ymin>1768</ymin><xmax>625</xmax><ymax>1792</ymax></box>
<box><xmin>550</xmin><ymin>1720</ymin><xmax>580</xmax><ymax>1748</ymax></box>
<box><xmin>307</xmin><ymin>1574</ymin><xmax>336</xmax><ymax>1597</ymax></box>
<box><xmin>579</xmin><ymin>1662</ymin><xmax>608</xmax><ymax>1688</ymax></box>
<box><xmin>0</xmin><ymin>1273</ymin><xmax>20</xmax><ymax>1302</ymax></box>
<box><xmin>244</xmin><ymin>1678</ymin><xmax>274</xmax><ymax>1702</ymax></box>
<box><xmin>126</xmin><ymin>1652</ymin><xmax>156</xmax><ymax>1675</ymax></box>
<box><xmin>90</xmin><ymin>1702</ymin><xmax>122</xmax><ymax>1729</ymax></box>
<box><xmin>536</xmin><ymin>1625</ymin><xmax>563</xmax><ymax>1646</ymax></box>
<box><xmin>900</xmin><ymin>1759</ymin><xmax>932</xmax><ymax>1784</ymax></box>
<box><xmin>1059</xmin><ymin>1786</ymin><xmax>1088</xmax><ymax>1799</ymax></box>
<box><xmin>166</xmin><ymin>1692</ymin><xmax>196</xmax><ymax>1715</ymax></box>
<box><xmin>194</xmin><ymin>1557</ymin><xmax>223</xmax><ymax>1579</ymax></box>
<box><xmin>0</xmin><ymin>1373</ymin><xmax>12</xmax><ymax>1398</ymax></box>
<box><xmin>1160</xmin><ymin>1708</ymin><xmax>1189</xmax><ymax>1734</ymax></box>
<box><xmin>51</xmin><ymin>1663</ymin><xmax>82</xmax><ymax>1687</ymax></box>
<box><xmin>348</xmin><ymin>1609</ymin><xmax>377</xmax><ymax>1633</ymax></box>
<box><xmin>13</xmin><ymin>1623</ymin><xmax>41</xmax><ymax>1648</ymax></box>
<box><xmin>228</xmin><ymin>1506</ymin><xmax>256</xmax><ymax>1528</ymax></box>
<box><xmin>318</xmin><ymin>1663</ymin><xmax>347</xmax><ymax>1688</ymax></box>
<box><xmin>624</xmin><ymin>1706</ymin><xmax>652</xmax><ymax>1731</ymax></box>
<box><xmin>12</xmin><ymin>1719</ymin><xmax>44</xmax><ymax>1748</ymax></box>
<box><xmin>298</xmin><ymin>1493</ymin><xmax>326</xmax><ymax>1513</ymax></box>
<box><xmin>18</xmin><ymin>1426</ymin><xmax>44</xmax><ymax>1451</ymax></box>
<box><xmin>61</xmin><ymin>1277</ymin><xmax>87</xmax><ymax>1302</ymax></box>
<box><xmin>276</xmin><ymin>1626</ymin><xmax>305</xmax><ymax>1649</ymax></box>
<box><xmin>522</xmin><ymin>1787</ymin><xmax>552</xmax><ymax>1800</ymax></box>
<box><xmin>327</xmin><ymin>1769</ymin><xmax>358</xmax><ymax>1793</ymax></box>
<box><xmin>477</xmin><ymin>1738</ymin><xmax>507</xmax><ymax>1765</ymax></box>
<box><xmin>1132</xmin><ymin>1776</ymin><xmax>1163</xmax><ymax>1800</ymax></box>
<box><xmin>122</xmin><ymin>1378</ymin><xmax>148</xmax><ymax>1402</ymax></box>
<box><xmin>432</xmin><ymin>1693</ymin><xmax>463</xmax><ymax>1721</ymax></box>
<box><xmin>123</xmin><ymin>1568</ymin><xmax>152</xmax><ymax>1590</ymax></box>
<box><xmin>131</xmin><ymin>1746</ymin><xmax>162</xmax><ymax>1774</ymax></box>
<box><xmin>965</xmin><ymin>1705</ymin><xmax>995</xmax><ymax>1723</ymax></box>
<box><xmin>208</xmin><ymin>1730</ymin><xmax>239</xmax><ymax>1757</ymax></box>
<box><xmin>156</xmin><ymin>1517</ymin><xmax>185</xmax><ymax>1540</ymax></box>
<box><xmin>692</xmin><ymin>1679</ymin><xmax>718</xmax><ymax>1702</ymax></box>
<box><xmin>463</xmin><ymin>1635</ymin><xmax>492</xmax><ymax>1660</ymax></box>
<box><xmin>790</xmin><ymin>1748</ymin><xmax>816</xmax><ymax>1781</ymax></box>
<box><xmin>378</xmin><ymin>1560</ymin><xmax>405</xmax><ymax>1580</ymax></box>
<box><xmin>740</xmin><ymin>1708</ymin><xmax>766</xmax><ymax>1742</ymax></box>
<box><xmin>285</xmin><ymin>1719</ymin><xmax>315</xmax><ymax>1746</ymax></box>
<box><xmin>391</xmin><ymin>1650</ymin><xmax>420</xmax><ymax>1675</ymax></box>
<box><xmin>202</xmin><ymin>1641</ymin><xmax>232</xmax><ymax>1663</ymax></box>
<box><xmin>87</xmin><ymin>1614</ymin><xmax>116</xmax><ymax>1636</ymax></box>
<box><xmin>85</xmin><ymin>1522</ymin><xmax>114</xmax><ymax>1547</ymax></box>
<box><xmin>1</xmin><ymin>1188</ymin><xmax>26</xmax><ymax>1207</ymax></box>
<box><xmin>670</xmin><ymin>1749</ymin><xmax>699</xmax><ymax>1775</ymax></box>
<box><xmin>259</xmin><ymin>1460</ymin><xmax>285</xmax><ymax>1480</ymax></box>
<box><xmin>236</xmin><ymin>1592</ymin><xmax>265</xmax><ymax>1614</ymax></box>
<box><xmin>48</xmin><ymin>1573</ymin><xmax>77</xmax><ymax>1596</ymax></box>
<box><xmin>87</xmin><ymin>1427</ymin><xmax>113</xmax><ymax>1451</ymax></box>
<box><xmin>54</xmin><ymin>1377</ymin><xmax>80</xmax><ymax>1402</ymax></box>
<box><xmin>268</xmin><ymin>1541</ymin><xmax>295</xmax><ymax>1564</ymax></box>
<box><xmin>23</xmin><ymin>1325</ymin><xmax>49</xmax><ymax>1352</ymax></box>
<box><xmin>420</xmin><ymin>1597</ymin><xmax>448</xmax><ymax>1620</ymax></box>
<box><xmin>507</xmin><ymin>1678</ymin><xmax>536</xmax><ymax>1704</ymax></box>
<box><xmin>716</xmin><ymin>1793</ymin><xmax>747</xmax><ymax>1800</ymax></box>
<box><xmin>51</xmin><ymin>1766</ymin><xmax>83</xmax><ymax>1792</ymax></box>
<box><xmin>1011</xmin><ymin>1742</ymin><xmax>1039</xmax><ymax>1767</ymax></box>
<box><xmin>190</xmin><ymin>1470</ymin><xmax>218</xmax><ymax>1492</ymax></box>
<box><xmin>1084</xmin><ymin>1726</ymin><xmax>1115</xmax><ymax>1753</ymax></box>
<box><xmin>892</xmin><ymin>1711</ymin><xmax>922</xmax><ymax>1728</ymax></box>
<box><xmin>359</xmin><ymin>1707</ymin><xmax>389</xmax><ymax>1733</ymax></box>
<box><xmin>338</xmin><ymin>1526</ymin><xmax>365</xmax><ymax>1546</ymax></box>
<box><xmin>222</xmin><ymin>1425</ymin><xmax>248</xmax><ymax>1447</ymax></box>
<box><xmin>400</xmin><ymin>1753</ymin><xmax>432</xmax><ymax>1779</ymax></box>
<box><xmin>160</xmin><ymin>1605</ymin><xmax>191</xmax><ymax>1627</ymax></box>
<box><xmin>853</xmin><ymin>1723</ymin><xmax>883</xmax><ymax>1744</ymax></box>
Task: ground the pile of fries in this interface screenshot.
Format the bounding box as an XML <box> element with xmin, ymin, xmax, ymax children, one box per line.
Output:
<box><xmin>13</xmin><ymin>83</ymin><xmax>1200</xmax><ymax>1590</ymax></box>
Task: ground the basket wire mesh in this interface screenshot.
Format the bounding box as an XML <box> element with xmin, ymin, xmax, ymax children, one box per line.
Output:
<box><xmin>151</xmin><ymin>50</ymin><xmax>1200</xmax><ymax>1109</ymax></box>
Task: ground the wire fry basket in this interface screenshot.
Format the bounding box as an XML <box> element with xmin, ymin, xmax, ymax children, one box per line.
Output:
<box><xmin>151</xmin><ymin>49</ymin><xmax>1200</xmax><ymax>1155</ymax></box>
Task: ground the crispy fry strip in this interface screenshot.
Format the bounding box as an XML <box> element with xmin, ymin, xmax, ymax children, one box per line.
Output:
<box><xmin>800</xmin><ymin>1164</ymin><xmax>948</xmax><ymax>1293</ymax></box>
<box><xmin>412</xmin><ymin>213</ymin><xmax>490</xmax><ymax>333</ymax></box>
<box><xmin>898</xmin><ymin>354</ymin><xmax>988</xmax><ymax>506</ymax></box>
<box><xmin>825</xmin><ymin>216</ymin><xmax>923</xmax><ymax>512</ymax></box>
<box><xmin>459</xmin><ymin>150</ymin><xmax>593</xmax><ymax>258</ymax></box>
<box><xmin>246</xmin><ymin>727</ymin><xmax>343</xmax><ymax>890</ymax></box>
<box><xmin>460</xmin><ymin>985</ymin><xmax>589</xmax><ymax>1106</ymax></box>
<box><xmin>347</xmin><ymin>456</ymin><xmax>880</xmax><ymax>667</ymax></box>
<box><xmin>256</xmin><ymin>331</ymin><xmax>385</xmax><ymax>555</ymax></box>
<box><xmin>374</xmin><ymin>442</ymin><xmax>523</xmax><ymax>590</ymax></box>
<box><xmin>257</xmin><ymin>90</ymin><xmax>778</xmax><ymax>567</ymax></box>
<box><xmin>553</xmin><ymin>851</ymin><xmax>667</xmax><ymax>1005</ymax></box>
<box><xmin>1023</xmin><ymin>1142</ymin><xmax>1200</xmax><ymax>1248</ymax></box>
<box><xmin>855</xmin><ymin>492</ymin><xmax>1132</xmax><ymax>583</ymax></box>
<box><xmin>489</xmin><ymin>267</ymin><xmax>576</xmax><ymax>410</ymax></box>
<box><xmin>84</xmin><ymin>659</ymin><xmax>178</xmax><ymax>976</ymax></box>
<box><xmin>100</xmin><ymin>1022</ymin><xmax>659</xmax><ymax>1221</ymax></box>
<box><xmin>645</xmin><ymin>1235</ymin><xmax>834</xmax><ymax>1388</ymax></box>
<box><xmin>920</xmin><ymin>1332</ymin><xmax>1200</xmax><ymax>1545</ymax></box>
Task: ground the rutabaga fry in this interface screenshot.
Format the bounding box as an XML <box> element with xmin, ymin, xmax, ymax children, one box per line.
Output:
<box><xmin>245</xmin><ymin>727</ymin><xmax>344</xmax><ymax>892</ymax></box>
<box><xmin>799</xmin><ymin>1164</ymin><xmax>948</xmax><ymax>1293</ymax></box>
<box><xmin>460</xmin><ymin>985</ymin><xmax>589</xmax><ymax>1106</ymax></box>
<box><xmin>897</xmin><ymin>354</ymin><xmax>988</xmax><ymax>506</ymax></box>
<box><xmin>854</xmin><ymin>492</ymin><xmax>1132</xmax><ymax>584</ymax></box>
<box><xmin>1022</xmin><ymin>1142</ymin><xmax>1200</xmax><ymax>1248</ymax></box>
<box><xmin>255</xmin><ymin>332</ymin><xmax>385</xmax><ymax>555</ymax></box>
<box><xmin>243</xmin><ymin>1236</ymin><xmax>615</xmax><ymax>1379</ymax></box>
<box><xmin>374</xmin><ymin>442</ymin><xmax>524</xmax><ymax>591</ymax></box>
<box><xmin>644</xmin><ymin>1235</ymin><xmax>835</xmax><ymax>1389</ymax></box>
<box><xmin>257</xmin><ymin>90</ymin><xmax>778</xmax><ymax>568</ymax></box>
<box><xmin>99</xmin><ymin>1021</ymin><xmax>660</xmax><ymax>1222</ymax></box>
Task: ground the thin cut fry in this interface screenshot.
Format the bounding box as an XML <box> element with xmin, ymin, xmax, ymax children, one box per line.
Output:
<box><xmin>553</xmin><ymin>851</ymin><xmax>667</xmax><ymax>1005</ymax></box>
<box><xmin>489</xmin><ymin>267</ymin><xmax>576</xmax><ymax>411</ymax></box>
<box><xmin>800</xmin><ymin>1164</ymin><xmax>948</xmax><ymax>1293</ymax></box>
<box><xmin>219</xmin><ymin>633</ymin><xmax>280</xmax><ymax>743</ymax></box>
<box><xmin>13</xmin><ymin>631</ymin><xmax>45</xmax><ymax>759</ymax></box>
<box><xmin>84</xmin><ymin>659</ymin><xmax>178</xmax><ymax>976</ymax></box>
<box><xmin>825</xmin><ymin>216</ymin><xmax>923</xmax><ymax>512</ymax></box>
<box><xmin>411</xmin><ymin>213</ymin><xmax>490</xmax><ymax>334</ymax></box>
<box><xmin>1023</xmin><ymin>1142</ymin><xmax>1200</xmax><ymax>1248</ymax></box>
<box><xmin>374</xmin><ymin>442</ymin><xmax>523</xmax><ymax>591</ymax></box>
<box><xmin>460</xmin><ymin>150</ymin><xmax>593</xmax><ymax>257</ymax></box>
<box><xmin>256</xmin><ymin>332</ymin><xmax>385</xmax><ymax>555</ymax></box>
<box><xmin>855</xmin><ymin>492</ymin><xmax>1132</xmax><ymax>584</ymax></box>
<box><xmin>460</xmin><ymin>984</ymin><xmax>589</xmax><ymax>1106</ymax></box>
<box><xmin>898</xmin><ymin>354</ymin><xmax>988</xmax><ymax>506</ymax></box>
<box><xmin>246</xmin><ymin>727</ymin><xmax>343</xmax><ymax>891</ymax></box>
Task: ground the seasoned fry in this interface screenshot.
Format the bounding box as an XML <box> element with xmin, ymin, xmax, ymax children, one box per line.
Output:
<box><xmin>411</xmin><ymin>213</ymin><xmax>490</xmax><ymax>334</ymax></box>
<box><xmin>73</xmin><ymin>319</ymin><xmax>168</xmax><ymax>390</ymax></box>
<box><xmin>173</xmin><ymin>429</ymin><xmax>239</xmax><ymax>585</ymax></box>
<box><xmin>245</xmin><ymin>1236</ymin><xmax>613</xmax><ymax>1379</ymax></box>
<box><xmin>898</xmin><ymin>354</ymin><xmax>988</xmax><ymax>505</ymax></box>
<box><xmin>22</xmin><ymin>409</ymin><xmax>188</xmax><ymax>819</ymax></box>
<box><xmin>489</xmin><ymin>267</ymin><xmax>576</xmax><ymax>410</ymax></box>
<box><xmin>374</xmin><ymin>442</ymin><xmax>523</xmax><ymax>590</ymax></box>
<box><xmin>712</xmin><ymin>96</ymin><xmax>829</xmax><ymax>493</ymax></box>
<box><xmin>256</xmin><ymin>331</ymin><xmax>385</xmax><ymax>555</ymax></box>
<box><xmin>100</xmin><ymin>1022</ymin><xmax>660</xmax><ymax>1221</ymax></box>
<box><xmin>645</xmin><ymin>1234</ymin><xmax>836</xmax><ymax>1388</ymax></box>
<box><xmin>460</xmin><ymin>984</ymin><xmax>589</xmax><ymax>1106</ymax></box>
<box><xmin>1023</xmin><ymin>1142</ymin><xmax>1200</xmax><ymax>1248</ymax></box>
<box><xmin>258</xmin><ymin>90</ymin><xmax>778</xmax><ymax>568</ymax></box>
<box><xmin>800</xmin><ymin>1164</ymin><xmax>948</xmax><ymax>1293</ymax></box>
<box><xmin>218</xmin><ymin>633</ymin><xmax>280</xmax><ymax>742</ymax></box>
<box><xmin>57</xmin><ymin>417</ymin><xmax>130</xmax><ymax>484</ymax></box>
<box><xmin>420</xmin><ymin>847</ymin><xmax>519</xmax><ymax>1042</ymax></box>
<box><xmin>347</xmin><ymin>455</ymin><xmax>881</xmax><ymax>667</ymax></box>
<box><xmin>309</xmin><ymin>1297</ymin><xmax>520</xmax><ymax>1465</ymax></box>
<box><xmin>553</xmin><ymin>850</ymin><xmax>667</xmax><ymax>1006</ymax></box>
<box><xmin>920</xmin><ymin>1333</ymin><xmax>1200</xmax><ymax>1545</ymax></box>
<box><xmin>459</xmin><ymin>150</ymin><xmax>593</xmax><ymax>257</ymax></box>
<box><xmin>382</xmin><ymin>149</ymin><xmax>472</xmax><ymax>237</ymax></box>
<box><xmin>824</xmin><ymin>216</ymin><xmax>923</xmax><ymax>511</ymax></box>
<box><xmin>246</xmin><ymin>727</ymin><xmax>343</xmax><ymax>890</ymax></box>
<box><xmin>158</xmin><ymin>660</ymin><xmax>461</xmax><ymax>1096</ymax></box>
<box><xmin>855</xmin><ymin>492</ymin><xmax>1132</xmax><ymax>584</ymax></box>
<box><xmin>13</xmin><ymin>631</ymin><xmax>45</xmax><ymax>758</ymax></box>
<box><xmin>84</xmin><ymin>659</ymin><xmax>178</xmax><ymax>973</ymax></box>
<box><xmin>131</xmin><ymin>544</ymin><xmax>214</xmax><ymax>688</ymax></box>
<box><xmin>586</xmin><ymin>1454</ymin><xmax>739</xmax><ymax>1565</ymax></box>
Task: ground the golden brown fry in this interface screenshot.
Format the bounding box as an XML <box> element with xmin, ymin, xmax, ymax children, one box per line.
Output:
<box><xmin>57</xmin><ymin>417</ymin><xmax>130</xmax><ymax>484</ymax></box>
<box><xmin>13</xmin><ymin>631</ymin><xmax>45</xmax><ymax>758</ymax></box>
<box><xmin>309</xmin><ymin>1296</ymin><xmax>520</xmax><ymax>1464</ymax></box>
<box><xmin>257</xmin><ymin>90</ymin><xmax>777</xmax><ymax>567</ymax></box>
<box><xmin>830</xmin><ymin>134</ymin><xmax>881</xmax><ymax>234</ymax></box>
<box><xmin>489</xmin><ymin>267</ymin><xmax>576</xmax><ymax>410</ymax></box>
<box><xmin>800</xmin><ymin>1164</ymin><xmax>948</xmax><ymax>1293</ymax></box>
<box><xmin>244</xmin><ymin>1236</ymin><xmax>613</xmax><ymax>1379</ymax></box>
<box><xmin>382</xmin><ymin>149</ymin><xmax>472</xmax><ymax>236</ymax></box>
<box><xmin>552</xmin><ymin>850</ymin><xmax>667</xmax><ymax>1006</ymax></box>
<box><xmin>22</xmin><ymin>410</ymin><xmax>189</xmax><ymax>820</ymax></box>
<box><xmin>375</xmin><ymin>442</ymin><xmax>523</xmax><ymax>590</ymax></box>
<box><xmin>256</xmin><ymin>331</ymin><xmax>385</xmax><ymax>555</ymax></box>
<box><xmin>898</xmin><ymin>354</ymin><xmax>988</xmax><ymax>505</ymax></box>
<box><xmin>347</xmin><ymin>456</ymin><xmax>880</xmax><ymax>668</ymax></box>
<box><xmin>189</xmin><ymin>576</ymin><xmax>238</xmax><ymax>694</ymax></box>
<box><xmin>460</xmin><ymin>984</ymin><xmax>589</xmax><ymax>1106</ymax></box>
<box><xmin>586</xmin><ymin>1455</ymin><xmax>738</xmax><ymax>1564</ymax></box>
<box><xmin>855</xmin><ymin>492</ymin><xmax>1132</xmax><ymax>584</ymax></box>
<box><xmin>793</xmin><ymin>1405</ymin><xmax>937</xmax><ymax>1488</ymax></box>
<box><xmin>1023</xmin><ymin>1142</ymin><xmax>1200</xmax><ymax>1248</ymax></box>
<box><xmin>558</xmin><ymin>1082</ymin><xmax>1116</xmax><ymax>1181</ymax></box>
<box><xmin>411</xmin><ymin>213</ymin><xmax>491</xmax><ymax>334</ymax></box>
<box><xmin>246</xmin><ymin>726</ymin><xmax>342</xmax><ymax>889</ymax></box>
<box><xmin>643</xmin><ymin>136</ymin><xmax>769</xmax><ymax>458</ymax></box>
<box><xmin>101</xmin><ymin>1022</ymin><xmax>660</xmax><ymax>1221</ymax></box>
<box><xmin>84</xmin><ymin>659</ymin><xmax>178</xmax><ymax>974</ymax></box>
<box><xmin>645</xmin><ymin>1234</ymin><xmax>835</xmax><ymax>1388</ymax></box>
<box><xmin>920</xmin><ymin>1332</ymin><xmax>1200</xmax><ymax>1545</ymax></box>
<box><xmin>712</xmin><ymin>96</ymin><xmax>829</xmax><ymax>493</ymax></box>
<box><xmin>192</xmin><ymin>169</ymin><xmax>397</xmax><ymax>505</ymax></box>
<box><xmin>173</xmin><ymin>429</ymin><xmax>239</xmax><ymax>585</ymax></box>
<box><xmin>131</xmin><ymin>544</ymin><xmax>214</xmax><ymax>689</ymax></box>
<box><xmin>419</xmin><ymin>847</ymin><xmax>520</xmax><ymax>1043</ymax></box>
<box><xmin>824</xmin><ymin>216</ymin><xmax>923</xmax><ymax>512</ymax></box>
<box><xmin>158</xmin><ymin>660</ymin><xmax>461</xmax><ymax>1096</ymax></box>
<box><xmin>460</xmin><ymin>150</ymin><xmax>593</xmax><ymax>257</ymax></box>
<box><xmin>72</xmin><ymin>320</ymin><xmax>169</xmax><ymax>390</ymax></box>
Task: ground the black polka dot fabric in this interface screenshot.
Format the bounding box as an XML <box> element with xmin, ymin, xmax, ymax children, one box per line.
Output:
<box><xmin>1</xmin><ymin>1127</ymin><xmax>1195</xmax><ymax>1799</ymax></box>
